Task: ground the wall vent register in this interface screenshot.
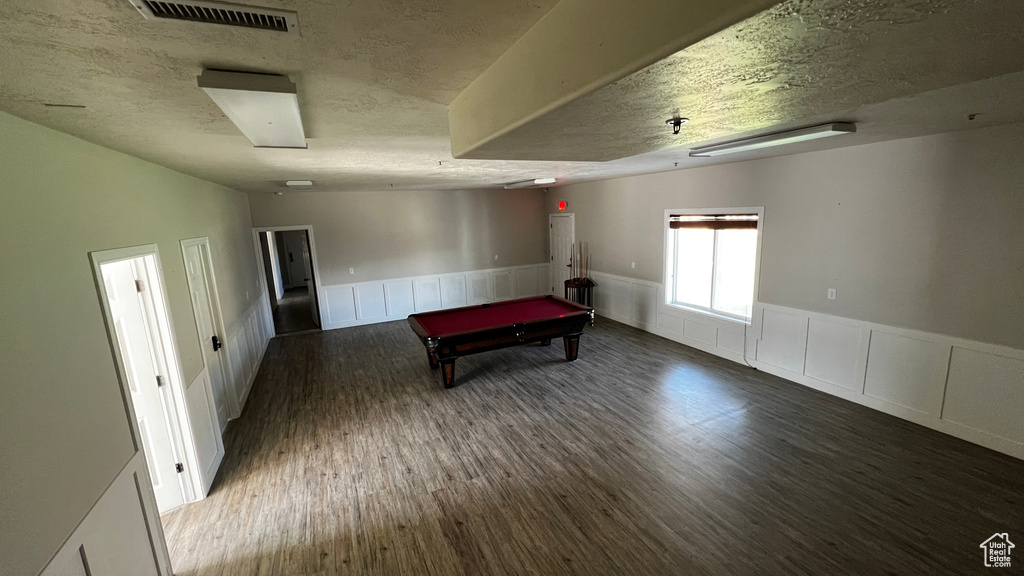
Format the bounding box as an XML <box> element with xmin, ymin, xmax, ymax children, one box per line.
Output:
<box><xmin>126</xmin><ymin>0</ymin><xmax>301</xmax><ymax>34</ymax></box>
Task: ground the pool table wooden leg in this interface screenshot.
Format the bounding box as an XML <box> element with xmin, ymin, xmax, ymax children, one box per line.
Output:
<box><xmin>563</xmin><ymin>335</ymin><xmax>580</xmax><ymax>361</ymax></box>
<box><xmin>427</xmin><ymin>349</ymin><xmax>439</xmax><ymax>369</ymax></box>
<box><xmin>439</xmin><ymin>358</ymin><xmax>457</xmax><ymax>388</ymax></box>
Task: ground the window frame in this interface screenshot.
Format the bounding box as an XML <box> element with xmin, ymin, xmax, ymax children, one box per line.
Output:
<box><xmin>663</xmin><ymin>206</ymin><xmax>764</xmax><ymax>325</ymax></box>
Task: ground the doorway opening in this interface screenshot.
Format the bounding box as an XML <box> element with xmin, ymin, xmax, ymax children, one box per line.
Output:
<box><xmin>254</xmin><ymin>226</ymin><xmax>323</xmax><ymax>335</ymax></box>
<box><xmin>90</xmin><ymin>246</ymin><xmax>198</xmax><ymax>514</ymax></box>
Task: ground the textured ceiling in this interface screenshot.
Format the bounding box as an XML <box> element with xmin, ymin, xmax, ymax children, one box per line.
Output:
<box><xmin>462</xmin><ymin>0</ymin><xmax>1024</xmax><ymax>161</ymax></box>
<box><xmin>1</xmin><ymin>0</ymin><xmax>1024</xmax><ymax>194</ymax></box>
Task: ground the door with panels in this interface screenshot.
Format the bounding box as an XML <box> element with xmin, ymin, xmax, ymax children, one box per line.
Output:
<box><xmin>102</xmin><ymin>259</ymin><xmax>185</xmax><ymax>512</ymax></box>
<box><xmin>549</xmin><ymin>213</ymin><xmax>575</xmax><ymax>295</ymax></box>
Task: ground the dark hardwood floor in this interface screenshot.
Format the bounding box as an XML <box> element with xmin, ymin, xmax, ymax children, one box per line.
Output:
<box><xmin>272</xmin><ymin>287</ymin><xmax>319</xmax><ymax>334</ymax></box>
<box><xmin>161</xmin><ymin>317</ymin><xmax>1024</xmax><ymax>575</ymax></box>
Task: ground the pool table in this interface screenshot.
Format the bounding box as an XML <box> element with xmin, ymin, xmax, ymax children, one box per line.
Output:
<box><xmin>408</xmin><ymin>295</ymin><xmax>595</xmax><ymax>388</ymax></box>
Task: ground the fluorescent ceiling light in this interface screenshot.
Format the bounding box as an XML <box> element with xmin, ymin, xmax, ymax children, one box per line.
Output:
<box><xmin>504</xmin><ymin>178</ymin><xmax>556</xmax><ymax>189</ymax></box>
<box><xmin>198</xmin><ymin>69</ymin><xmax>307</xmax><ymax>149</ymax></box>
<box><xmin>688</xmin><ymin>122</ymin><xmax>856</xmax><ymax>157</ymax></box>
<box><xmin>285</xmin><ymin>180</ymin><xmax>313</xmax><ymax>191</ymax></box>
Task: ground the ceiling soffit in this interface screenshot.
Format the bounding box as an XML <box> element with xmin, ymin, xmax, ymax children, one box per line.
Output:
<box><xmin>449</xmin><ymin>0</ymin><xmax>780</xmax><ymax>159</ymax></box>
<box><xmin>455</xmin><ymin>0</ymin><xmax>1024</xmax><ymax>162</ymax></box>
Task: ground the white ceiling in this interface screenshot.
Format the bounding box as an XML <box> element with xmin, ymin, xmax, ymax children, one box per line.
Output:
<box><xmin>2</xmin><ymin>0</ymin><xmax>1023</xmax><ymax>195</ymax></box>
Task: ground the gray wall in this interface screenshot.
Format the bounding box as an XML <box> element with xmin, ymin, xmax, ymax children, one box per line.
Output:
<box><xmin>546</xmin><ymin>122</ymin><xmax>1024</xmax><ymax>350</ymax></box>
<box><xmin>0</xmin><ymin>111</ymin><xmax>260</xmax><ymax>576</ymax></box>
<box><xmin>248</xmin><ymin>188</ymin><xmax>549</xmax><ymax>285</ymax></box>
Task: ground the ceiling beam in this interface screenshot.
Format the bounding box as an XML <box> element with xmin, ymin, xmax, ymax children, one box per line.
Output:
<box><xmin>448</xmin><ymin>0</ymin><xmax>780</xmax><ymax>160</ymax></box>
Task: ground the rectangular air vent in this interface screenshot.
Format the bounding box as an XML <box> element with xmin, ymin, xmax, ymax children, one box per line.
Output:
<box><xmin>127</xmin><ymin>0</ymin><xmax>300</xmax><ymax>34</ymax></box>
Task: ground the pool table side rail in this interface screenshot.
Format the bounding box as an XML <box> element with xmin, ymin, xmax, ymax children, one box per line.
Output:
<box><xmin>407</xmin><ymin>295</ymin><xmax>592</xmax><ymax>341</ymax></box>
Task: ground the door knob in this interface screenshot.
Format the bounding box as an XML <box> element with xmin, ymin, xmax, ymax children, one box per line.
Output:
<box><xmin>212</xmin><ymin>335</ymin><xmax>222</xmax><ymax>352</ymax></box>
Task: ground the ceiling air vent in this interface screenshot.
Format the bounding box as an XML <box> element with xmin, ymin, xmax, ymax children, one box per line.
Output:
<box><xmin>127</xmin><ymin>0</ymin><xmax>300</xmax><ymax>34</ymax></box>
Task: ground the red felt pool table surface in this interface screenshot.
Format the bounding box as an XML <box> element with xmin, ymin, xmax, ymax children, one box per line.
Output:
<box><xmin>411</xmin><ymin>296</ymin><xmax>589</xmax><ymax>336</ymax></box>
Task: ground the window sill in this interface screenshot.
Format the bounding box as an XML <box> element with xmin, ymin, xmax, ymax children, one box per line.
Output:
<box><xmin>664</xmin><ymin>302</ymin><xmax>752</xmax><ymax>326</ymax></box>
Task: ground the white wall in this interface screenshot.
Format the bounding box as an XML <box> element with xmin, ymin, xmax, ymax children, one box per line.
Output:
<box><xmin>0</xmin><ymin>111</ymin><xmax>261</xmax><ymax>576</ymax></box>
<box><xmin>548</xmin><ymin>122</ymin><xmax>1024</xmax><ymax>350</ymax></box>
<box><xmin>248</xmin><ymin>188</ymin><xmax>549</xmax><ymax>286</ymax></box>
<box><xmin>547</xmin><ymin>122</ymin><xmax>1024</xmax><ymax>459</ymax></box>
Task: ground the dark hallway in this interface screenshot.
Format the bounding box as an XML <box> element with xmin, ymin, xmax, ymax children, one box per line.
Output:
<box><xmin>272</xmin><ymin>286</ymin><xmax>319</xmax><ymax>334</ymax></box>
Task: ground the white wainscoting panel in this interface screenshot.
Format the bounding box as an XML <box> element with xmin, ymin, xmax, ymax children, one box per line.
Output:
<box><xmin>355</xmin><ymin>284</ymin><xmax>388</xmax><ymax>320</ymax></box>
<box><xmin>632</xmin><ymin>284</ymin><xmax>658</xmax><ymax>328</ymax></box>
<box><xmin>185</xmin><ymin>368</ymin><xmax>224</xmax><ymax>497</ymax></box>
<box><xmin>441</xmin><ymin>276</ymin><xmax>467</xmax><ymax>309</ymax></box>
<box><xmin>325</xmin><ymin>286</ymin><xmax>357</xmax><ymax>324</ymax></box>
<box><xmin>468</xmin><ymin>273</ymin><xmax>491</xmax><ymax>304</ymax></box>
<box><xmin>684</xmin><ymin>319</ymin><xmax>717</xmax><ymax>346</ymax></box>
<box><xmin>40</xmin><ymin>452</ymin><xmax>172</xmax><ymax>575</ymax></box>
<box><xmin>717</xmin><ymin>329</ymin><xmax>745</xmax><ymax>356</ymax></box>
<box><xmin>587</xmin><ymin>270</ymin><xmax>1024</xmax><ymax>461</ymax></box>
<box><xmin>804</xmin><ymin>317</ymin><xmax>869</xmax><ymax>392</ymax></box>
<box><xmin>319</xmin><ymin>264</ymin><xmax>550</xmax><ymax>330</ymax></box>
<box><xmin>385</xmin><ymin>280</ymin><xmax>416</xmax><ymax>318</ymax></box>
<box><xmin>516</xmin><ymin>267</ymin><xmax>539</xmax><ymax>297</ymax></box>
<box><xmin>863</xmin><ymin>332</ymin><xmax>950</xmax><ymax>415</ymax></box>
<box><xmin>414</xmin><ymin>278</ymin><xmax>443</xmax><ymax>312</ymax></box>
<box><xmin>494</xmin><ymin>271</ymin><xmax>514</xmax><ymax>301</ymax></box>
<box><xmin>756</xmin><ymin>308</ymin><xmax>808</xmax><ymax>373</ymax></box>
<box><xmin>222</xmin><ymin>296</ymin><xmax>272</xmax><ymax>420</ymax></box>
<box><xmin>943</xmin><ymin>347</ymin><xmax>1024</xmax><ymax>444</ymax></box>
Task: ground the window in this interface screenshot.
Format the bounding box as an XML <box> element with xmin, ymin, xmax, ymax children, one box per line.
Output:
<box><xmin>665</xmin><ymin>210</ymin><xmax>761</xmax><ymax>321</ymax></box>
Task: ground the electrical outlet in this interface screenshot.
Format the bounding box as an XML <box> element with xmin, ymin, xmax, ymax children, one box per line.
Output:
<box><xmin>349</xmin><ymin>267</ymin><xmax>355</xmax><ymax>275</ymax></box>
<box><xmin>827</xmin><ymin>288</ymin><xmax>837</xmax><ymax>300</ymax></box>
<box><xmin>494</xmin><ymin>254</ymin><xmax>499</xmax><ymax>261</ymax></box>
<box><xmin>631</xmin><ymin>262</ymin><xmax>636</xmax><ymax>269</ymax></box>
<box><xmin>245</xmin><ymin>290</ymin><xmax>249</xmax><ymax>300</ymax></box>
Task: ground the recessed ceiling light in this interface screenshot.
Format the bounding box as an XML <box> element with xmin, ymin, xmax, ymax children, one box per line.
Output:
<box><xmin>504</xmin><ymin>178</ymin><xmax>556</xmax><ymax>189</ymax></box>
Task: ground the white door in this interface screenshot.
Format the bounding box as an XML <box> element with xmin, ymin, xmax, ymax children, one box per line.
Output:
<box><xmin>101</xmin><ymin>259</ymin><xmax>185</xmax><ymax>512</ymax></box>
<box><xmin>299</xmin><ymin>232</ymin><xmax>321</xmax><ymax>327</ymax></box>
<box><xmin>549</xmin><ymin>214</ymin><xmax>575</xmax><ymax>295</ymax></box>
<box><xmin>183</xmin><ymin>243</ymin><xmax>232</xmax><ymax>427</ymax></box>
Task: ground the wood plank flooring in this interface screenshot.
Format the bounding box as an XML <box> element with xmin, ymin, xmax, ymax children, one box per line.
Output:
<box><xmin>161</xmin><ymin>317</ymin><xmax>1024</xmax><ymax>575</ymax></box>
<box><xmin>272</xmin><ymin>287</ymin><xmax>319</xmax><ymax>334</ymax></box>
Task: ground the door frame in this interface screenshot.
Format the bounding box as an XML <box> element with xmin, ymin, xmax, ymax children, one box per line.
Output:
<box><xmin>180</xmin><ymin>237</ymin><xmax>237</xmax><ymax>424</ymax></box>
<box><xmin>548</xmin><ymin>213</ymin><xmax>575</xmax><ymax>295</ymax></box>
<box><xmin>252</xmin><ymin>225</ymin><xmax>326</xmax><ymax>332</ymax></box>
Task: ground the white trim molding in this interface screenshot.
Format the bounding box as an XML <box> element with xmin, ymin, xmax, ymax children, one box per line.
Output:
<box><xmin>319</xmin><ymin>263</ymin><xmax>551</xmax><ymax>330</ymax></box>
<box><xmin>589</xmin><ymin>269</ymin><xmax>1024</xmax><ymax>461</ymax></box>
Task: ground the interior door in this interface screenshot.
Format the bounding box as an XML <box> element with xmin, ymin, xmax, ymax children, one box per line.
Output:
<box><xmin>183</xmin><ymin>243</ymin><xmax>231</xmax><ymax>427</ymax></box>
<box><xmin>101</xmin><ymin>259</ymin><xmax>184</xmax><ymax>512</ymax></box>
<box><xmin>549</xmin><ymin>214</ymin><xmax>575</xmax><ymax>295</ymax></box>
<box><xmin>300</xmin><ymin>231</ymin><xmax>321</xmax><ymax>327</ymax></box>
